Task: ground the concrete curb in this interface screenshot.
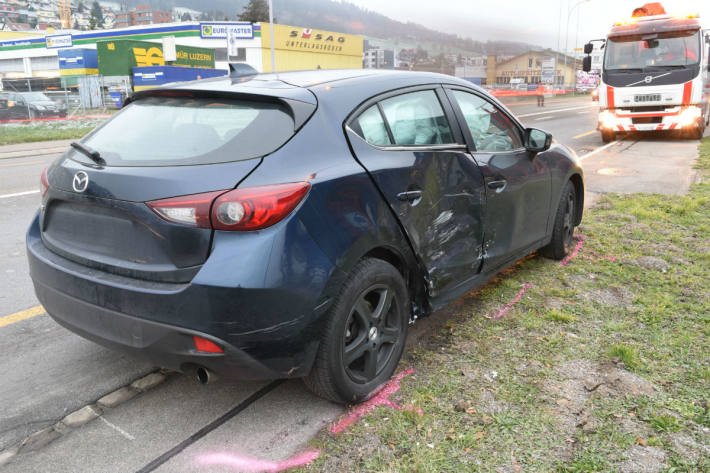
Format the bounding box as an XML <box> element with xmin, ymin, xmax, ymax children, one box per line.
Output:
<box><xmin>0</xmin><ymin>369</ymin><xmax>170</xmax><ymax>467</ymax></box>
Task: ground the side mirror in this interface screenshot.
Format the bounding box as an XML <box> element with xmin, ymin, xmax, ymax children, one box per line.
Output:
<box><xmin>525</xmin><ymin>128</ymin><xmax>552</xmax><ymax>153</ymax></box>
<box><xmin>583</xmin><ymin>43</ymin><xmax>594</xmax><ymax>55</ymax></box>
<box><xmin>582</xmin><ymin>56</ymin><xmax>592</xmax><ymax>73</ymax></box>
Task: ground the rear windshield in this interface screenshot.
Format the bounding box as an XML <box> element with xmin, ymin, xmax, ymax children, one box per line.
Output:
<box><xmin>74</xmin><ymin>96</ymin><xmax>295</xmax><ymax>166</ymax></box>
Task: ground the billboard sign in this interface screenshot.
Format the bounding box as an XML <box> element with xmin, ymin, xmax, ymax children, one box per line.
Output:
<box><xmin>46</xmin><ymin>34</ymin><xmax>73</xmax><ymax>49</ymax></box>
<box><xmin>541</xmin><ymin>56</ymin><xmax>556</xmax><ymax>83</ymax></box>
<box><xmin>200</xmin><ymin>22</ymin><xmax>253</xmax><ymax>39</ymax></box>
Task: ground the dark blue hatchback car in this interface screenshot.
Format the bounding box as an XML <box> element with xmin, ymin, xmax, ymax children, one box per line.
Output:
<box><xmin>27</xmin><ymin>70</ymin><xmax>584</xmax><ymax>403</ymax></box>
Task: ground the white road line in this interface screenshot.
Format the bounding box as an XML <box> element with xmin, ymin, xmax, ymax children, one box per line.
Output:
<box><xmin>98</xmin><ymin>415</ymin><xmax>135</xmax><ymax>441</ymax></box>
<box><xmin>535</xmin><ymin>116</ymin><xmax>554</xmax><ymax>121</ymax></box>
<box><xmin>578</xmin><ymin>139</ymin><xmax>623</xmax><ymax>162</ymax></box>
<box><xmin>577</xmin><ymin>110</ymin><xmax>591</xmax><ymax>114</ymax></box>
<box><xmin>518</xmin><ymin>105</ymin><xmax>595</xmax><ymax>118</ymax></box>
<box><xmin>0</xmin><ymin>190</ymin><xmax>39</xmax><ymax>199</ymax></box>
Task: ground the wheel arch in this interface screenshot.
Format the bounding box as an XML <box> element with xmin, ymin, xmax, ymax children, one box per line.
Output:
<box><xmin>569</xmin><ymin>173</ymin><xmax>585</xmax><ymax>226</ymax></box>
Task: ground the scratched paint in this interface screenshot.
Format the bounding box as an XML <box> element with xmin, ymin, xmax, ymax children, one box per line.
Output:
<box><xmin>329</xmin><ymin>367</ymin><xmax>419</xmax><ymax>434</ymax></box>
<box><xmin>197</xmin><ymin>450</ymin><xmax>320</xmax><ymax>472</ymax></box>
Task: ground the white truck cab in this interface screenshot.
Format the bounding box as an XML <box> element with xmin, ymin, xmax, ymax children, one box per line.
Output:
<box><xmin>583</xmin><ymin>3</ymin><xmax>710</xmax><ymax>142</ymax></box>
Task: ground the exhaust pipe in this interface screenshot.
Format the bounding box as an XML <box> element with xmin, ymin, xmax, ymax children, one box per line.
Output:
<box><xmin>195</xmin><ymin>367</ymin><xmax>217</xmax><ymax>385</ymax></box>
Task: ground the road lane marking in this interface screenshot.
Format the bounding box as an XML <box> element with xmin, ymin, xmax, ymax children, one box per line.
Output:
<box><xmin>0</xmin><ymin>190</ymin><xmax>40</xmax><ymax>199</ymax></box>
<box><xmin>577</xmin><ymin>111</ymin><xmax>591</xmax><ymax>114</ymax></box>
<box><xmin>518</xmin><ymin>105</ymin><xmax>595</xmax><ymax>118</ymax></box>
<box><xmin>535</xmin><ymin>116</ymin><xmax>554</xmax><ymax>121</ymax></box>
<box><xmin>99</xmin><ymin>415</ymin><xmax>135</xmax><ymax>441</ymax></box>
<box><xmin>573</xmin><ymin>130</ymin><xmax>597</xmax><ymax>139</ymax></box>
<box><xmin>0</xmin><ymin>159</ymin><xmax>46</xmax><ymax>168</ymax></box>
<box><xmin>0</xmin><ymin>305</ymin><xmax>45</xmax><ymax>328</ymax></box>
<box><xmin>578</xmin><ymin>139</ymin><xmax>623</xmax><ymax>162</ymax></box>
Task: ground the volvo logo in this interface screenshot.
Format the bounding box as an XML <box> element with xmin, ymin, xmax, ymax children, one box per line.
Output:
<box><xmin>72</xmin><ymin>171</ymin><xmax>89</xmax><ymax>193</ymax></box>
<box><xmin>644</xmin><ymin>76</ymin><xmax>653</xmax><ymax>84</ymax></box>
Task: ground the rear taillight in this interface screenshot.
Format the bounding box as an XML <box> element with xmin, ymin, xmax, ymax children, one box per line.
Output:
<box><xmin>146</xmin><ymin>182</ymin><xmax>310</xmax><ymax>231</ymax></box>
<box><xmin>211</xmin><ymin>182</ymin><xmax>311</xmax><ymax>231</ymax></box>
<box><xmin>146</xmin><ymin>190</ymin><xmax>225</xmax><ymax>228</ymax></box>
<box><xmin>193</xmin><ymin>335</ymin><xmax>223</xmax><ymax>353</ymax></box>
<box><xmin>40</xmin><ymin>167</ymin><xmax>49</xmax><ymax>197</ymax></box>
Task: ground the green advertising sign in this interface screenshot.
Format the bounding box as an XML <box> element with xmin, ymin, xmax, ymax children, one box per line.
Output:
<box><xmin>97</xmin><ymin>40</ymin><xmax>215</xmax><ymax>76</ymax></box>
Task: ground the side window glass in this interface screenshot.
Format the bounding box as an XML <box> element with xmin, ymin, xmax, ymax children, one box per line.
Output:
<box><xmin>354</xmin><ymin>105</ymin><xmax>391</xmax><ymax>146</ymax></box>
<box><xmin>379</xmin><ymin>90</ymin><xmax>454</xmax><ymax>145</ymax></box>
<box><xmin>451</xmin><ymin>90</ymin><xmax>523</xmax><ymax>152</ymax></box>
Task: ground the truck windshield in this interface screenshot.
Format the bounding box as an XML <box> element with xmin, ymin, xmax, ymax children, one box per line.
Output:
<box><xmin>604</xmin><ymin>30</ymin><xmax>700</xmax><ymax>71</ymax></box>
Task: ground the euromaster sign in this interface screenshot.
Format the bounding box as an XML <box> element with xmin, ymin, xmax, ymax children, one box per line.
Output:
<box><xmin>46</xmin><ymin>34</ymin><xmax>73</xmax><ymax>49</ymax></box>
<box><xmin>200</xmin><ymin>22</ymin><xmax>254</xmax><ymax>39</ymax></box>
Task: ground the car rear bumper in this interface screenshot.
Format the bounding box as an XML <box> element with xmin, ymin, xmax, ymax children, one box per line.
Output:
<box><xmin>27</xmin><ymin>212</ymin><xmax>337</xmax><ymax>380</ymax></box>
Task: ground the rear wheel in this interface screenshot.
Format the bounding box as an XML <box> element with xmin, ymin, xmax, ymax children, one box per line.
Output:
<box><xmin>601</xmin><ymin>129</ymin><xmax>615</xmax><ymax>143</ymax></box>
<box><xmin>541</xmin><ymin>181</ymin><xmax>577</xmax><ymax>260</ymax></box>
<box><xmin>304</xmin><ymin>259</ymin><xmax>409</xmax><ymax>404</ymax></box>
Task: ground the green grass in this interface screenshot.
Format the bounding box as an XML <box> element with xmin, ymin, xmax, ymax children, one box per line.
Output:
<box><xmin>300</xmin><ymin>137</ymin><xmax>710</xmax><ymax>473</ymax></box>
<box><xmin>0</xmin><ymin>117</ymin><xmax>108</xmax><ymax>145</ymax></box>
<box><xmin>608</xmin><ymin>343</ymin><xmax>640</xmax><ymax>370</ymax></box>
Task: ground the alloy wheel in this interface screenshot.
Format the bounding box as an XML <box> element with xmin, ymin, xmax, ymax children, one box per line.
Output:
<box><xmin>342</xmin><ymin>284</ymin><xmax>402</xmax><ymax>384</ymax></box>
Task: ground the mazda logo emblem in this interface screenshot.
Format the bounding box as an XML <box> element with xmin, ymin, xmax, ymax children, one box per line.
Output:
<box><xmin>644</xmin><ymin>76</ymin><xmax>653</xmax><ymax>84</ymax></box>
<box><xmin>72</xmin><ymin>171</ymin><xmax>89</xmax><ymax>193</ymax></box>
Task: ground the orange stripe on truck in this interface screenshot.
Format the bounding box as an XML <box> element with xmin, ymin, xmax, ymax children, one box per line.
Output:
<box><xmin>607</xmin><ymin>86</ymin><xmax>615</xmax><ymax>108</ymax></box>
<box><xmin>682</xmin><ymin>82</ymin><xmax>692</xmax><ymax>105</ymax></box>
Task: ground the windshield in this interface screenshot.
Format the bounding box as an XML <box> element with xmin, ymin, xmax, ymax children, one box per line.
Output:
<box><xmin>22</xmin><ymin>92</ymin><xmax>52</xmax><ymax>102</ymax></box>
<box><xmin>76</xmin><ymin>96</ymin><xmax>296</xmax><ymax>167</ymax></box>
<box><xmin>604</xmin><ymin>30</ymin><xmax>700</xmax><ymax>71</ymax></box>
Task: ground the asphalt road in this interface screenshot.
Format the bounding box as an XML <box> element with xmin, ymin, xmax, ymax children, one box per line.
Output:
<box><xmin>0</xmin><ymin>97</ymin><xmax>705</xmax><ymax>472</ymax></box>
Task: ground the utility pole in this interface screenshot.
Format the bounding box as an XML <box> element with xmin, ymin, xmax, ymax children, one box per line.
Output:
<box><xmin>564</xmin><ymin>0</ymin><xmax>589</xmax><ymax>90</ymax></box>
<box><xmin>268</xmin><ymin>0</ymin><xmax>276</xmax><ymax>74</ymax></box>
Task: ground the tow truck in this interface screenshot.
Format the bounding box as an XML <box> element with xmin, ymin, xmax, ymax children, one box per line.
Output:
<box><xmin>582</xmin><ymin>3</ymin><xmax>710</xmax><ymax>142</ymax></box>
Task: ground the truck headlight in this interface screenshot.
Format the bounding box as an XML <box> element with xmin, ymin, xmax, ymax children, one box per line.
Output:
<box><xmin>599</xmin><ymin>110</ymin><xmax>617</xmax><ymax>129</ymax></box>
<box><xmin>678</xmin><ymin>106</ymin><xmax>702</xmax><ymax>128</ymax></box>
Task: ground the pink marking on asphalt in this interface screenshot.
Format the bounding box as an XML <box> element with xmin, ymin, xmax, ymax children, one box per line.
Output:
<box><xmin>329</xmin><ymin>367</ymin><xmax>416</xmax><ymax>434</ymax></box>
<box><xmin>197</xmin><ymin>450</ymin><xmax>320</xmax><ymax>472</ymax></box>
<box><xmin>559</xmin><ymin>235</ymin><xmax>586</xmax><ymax>267</ymax></box>
<box><xmin>485</xmin><ymin>282</ymin><xmax>533</xmax><ymax>320</ymax></box>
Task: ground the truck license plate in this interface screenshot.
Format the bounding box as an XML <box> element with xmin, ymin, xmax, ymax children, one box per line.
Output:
<box><xmin>634</xmin><ymin>94</ymin><xmax>661</xmax><ymax>103</ymax></box>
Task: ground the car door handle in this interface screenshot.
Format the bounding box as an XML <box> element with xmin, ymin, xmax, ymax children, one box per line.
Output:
<box><xmin>487</xmin><ymin>180</ymin><xmax>507</xmax><ymax>191</ymax></box>
<box><xmin>396</xmin><ymin>190</ymin><xmax>423</xmax><ymax>202</ymax></box>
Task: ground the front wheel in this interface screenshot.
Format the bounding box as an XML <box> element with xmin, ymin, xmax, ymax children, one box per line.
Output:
<box><xmin>601</xmin><ymin>129</ymin><xmax>615</xmax><ymax>143</ymax></box>
<box><xmin>304</xmin><ymin>259</ymin><xmax>409</xmax><ymax>404</ymax></box>
<box><xmin>541</xmin><ymin>181</ymin><xmax>577</xmax><ymax>260</ymax></box>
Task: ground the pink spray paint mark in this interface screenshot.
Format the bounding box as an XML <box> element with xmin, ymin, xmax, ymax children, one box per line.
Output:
<box><xmin>197</xmin><ymin>449</ymin><xmax>320</xmax><ymax>472</ymax></box>
<box><xmin>559</xmin><ymin>235</ymin><xmax>586</xmax><ymax>267</ymax></box>
<box><xmin>485</xmin><ymin>282</ymin><xmax>533</xmax><ymax>320</ymax></box>
<box><xmin>582</xmin><ymin>248</ymin><xmax>617</xmax><ymax>263</ymax></box>
<box><xmin>329</xmin><ymin>367</ymin><xmax>417</xmax><ymax>434</ymax></box>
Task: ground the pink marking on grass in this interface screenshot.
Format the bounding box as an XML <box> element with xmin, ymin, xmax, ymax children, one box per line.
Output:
<box><xmin>485</xmin><ymin>282</ymin><xmax>533</xmax><ymax>320</ymax></box>
<box><xmin>559</xmin><ymin>235</ymin><xmax>586</xmax><ymax>267</ymax></box>
<box><xmin>0</xmin><ymin>114</ymin><xmax>111</xmax><ymax>124</ymax></box>
<box><xmin>582</xmin><ymin>248</ymin><xmax>617</xmax><ymax>263</ymax></box>
<box><xmin>329</xmin><ymin>367</ymin><xmax>416</xmax><ymax>434</ymax></box>
<box><xmin>197</xmin><ymin>449</ymin><xmax>320</xmax><ymax>472</ymax></box>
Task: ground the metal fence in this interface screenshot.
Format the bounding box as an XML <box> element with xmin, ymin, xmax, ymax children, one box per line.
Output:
<box><xmin>0</xmin><ymin>76</ymin><xmax>128</xmax><ymax>124</ymax></box>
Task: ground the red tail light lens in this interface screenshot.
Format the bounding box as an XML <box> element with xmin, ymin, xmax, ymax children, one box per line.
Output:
<box><xmin>40</xmin><ymin>167</ymin><xmax>50</xmax><ymax>197</ymax></box>
<box><xmin>211</xmin><ymin>182</ymin><xmax>311</xmax><ymax>231</ymax></box>
<box><xmin>145</xmin><ymin>182</ymin><xmax>310</xmax><ymax>231</ymax></box>
<box><xmin>146</xmin><ymin>190</ymin><xmax>226</xmax><ymax>228</ymax></box>
<box><xmin>193</xmin><ymin>335</ymin><xmax>223</xmax><ymax>353</ymax></box>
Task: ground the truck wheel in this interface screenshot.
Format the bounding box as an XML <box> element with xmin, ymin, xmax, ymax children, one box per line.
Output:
<box><xmin>541</xmin><ymin>181</ymin><xmax>577</xmax><ymax>260</ymax></box>
<box><xmin>601</xmin><ymin>130</ymin><xmax>615</xmax><ymax>143</ymax></box>
<box><xmin>304</xmin><ymin>259</ymin><xmax>409</xmax><ymax>404</ymax></box>
<box><xmin>689</xmin><ymin>122</ymin><xmax>705</xmax><ymax>140</ymax></box>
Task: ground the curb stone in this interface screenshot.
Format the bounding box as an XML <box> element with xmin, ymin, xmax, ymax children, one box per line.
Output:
<box><xmin>0</xmin><ymin>369</ymin><xmax>170</xmax><ymax>466</ymax></box>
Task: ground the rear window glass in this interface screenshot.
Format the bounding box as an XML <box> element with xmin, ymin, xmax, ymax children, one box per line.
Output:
<box><xmin>379</xmin><ymin>90</ymin><xmax>454</xmax><ymax>145</ymax></box>
<box><xmin>354</xmin><ymin>105</ymin><xmax>391</xmax><ymax>146</ymax></box>
<box><xmin>75</xmin><ymin>96</ymin><xmax>295</xmax><ymax>166</ymax></box>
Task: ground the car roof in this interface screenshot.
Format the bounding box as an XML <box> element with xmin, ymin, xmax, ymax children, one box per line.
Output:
<box><xmin>165</xmin><ymin>69</ymin><xmax>484</xmax><ymax>109</ymax></box>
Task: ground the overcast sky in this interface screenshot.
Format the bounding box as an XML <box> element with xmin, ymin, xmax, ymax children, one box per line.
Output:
<box><xmin>344</xmin><ymin>0</ymin><xmax>710</xmax><ymax>51</ymax></box>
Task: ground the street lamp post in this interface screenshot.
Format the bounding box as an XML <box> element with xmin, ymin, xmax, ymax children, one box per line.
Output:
<box><xmin>563</xmin><ymin>0</ymin><xmax>590</xmax><ymax>90</ymax></box>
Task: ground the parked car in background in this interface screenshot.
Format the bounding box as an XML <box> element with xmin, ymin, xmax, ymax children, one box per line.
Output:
<box><xmin>27</xmin><ymin>70</ymin><xmax>584</xmax><ymax>404</ymax></box>
<box><xmin>0</xmin><ymin>92</ymin><xmax>67</xmax><ymax>120</ymax></box>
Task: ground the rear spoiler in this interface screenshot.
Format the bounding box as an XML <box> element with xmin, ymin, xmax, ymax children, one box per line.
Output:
<box><xmin>124</xmin><ymin>88</ymin><xmax>316</xmax><ymax>131</ymax></box>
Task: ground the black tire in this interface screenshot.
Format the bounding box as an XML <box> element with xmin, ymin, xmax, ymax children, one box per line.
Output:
<box><xmin>304</xmin><ymin>258</ymin><xmax>409</xmax><ymax>404</ymax></box>
<box><xmin>689</xmin><ymin>122</ymin><xmax>705</xmax><ymax>140</ymax></box>
<box><xmin>601</xmin><ymin>129</ymin><xmax>615</xmax><ymax>143</ymax></box>
<box><xmin>541</xmin><ymin>181</ymin><xmax>577</xmax><ymax>260</ymax></box>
